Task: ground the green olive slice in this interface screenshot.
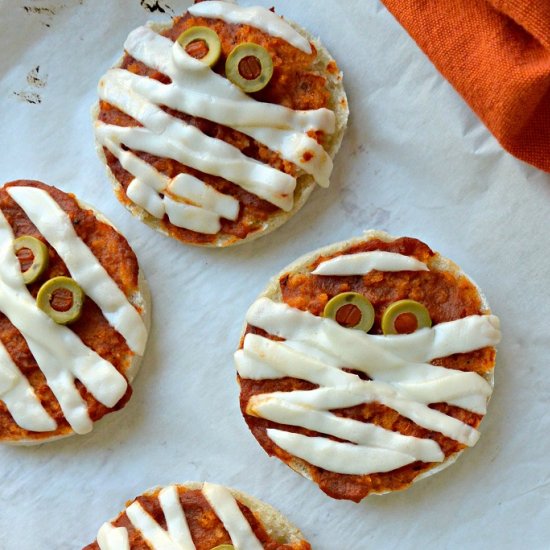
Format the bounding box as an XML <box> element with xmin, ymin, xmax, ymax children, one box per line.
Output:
<box><xmin>225</xmin><ymin>43</ymin><xmax>274</xmax><ymax>93</ymax></box>
<box><xmin>323</xmin><ymin>292</ymin><xmax>375</xmax><ymax>332</ymax></box>
<box><xmin>382</xmin><ymin>299</ymin><xmax>432</xmax><ymax>335</ymax></box>
<box><xmin>36</xmin><ymin>276</ymin><xmax>84</xmax><ymax>325</ymax></box>
<box><xmin>177</xmin><ymin>26</ymin><xmax>221</xmax><ymax>67</ymax></box>
<box><xmin>211</xmin><ymin>546</ymin><xmax>234</xmax><ymax>550</ymax></box>
<box><xmin>13</xmin><ymin>236</ymin><xmax>49</xmax><ymax>285</ymax></box>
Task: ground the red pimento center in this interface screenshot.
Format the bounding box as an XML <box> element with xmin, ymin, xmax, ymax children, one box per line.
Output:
<box><xmin>50</xmin><ymin>288</ymin><xmax>74</xmax><ymax>312</ymax></box>
<box><xmin>394</xmin><ymin>312</ymin><xmax>418</xmax><ymax>334</ymax></box>
<box><xmin>335</xmin><ymin>304</ymin><xmax>362</xmax><ymax>328</ymax></box>
<box><xmin>16</xmin><ymin>247</ymin><xmax>34</xmax><ymax>273</ymax></box>
<box><xmin>238</xmin><ymin>56</ymin><xmax>262</xmax><ymax>80</ymax></box>
<box><xmin>186</xmin><ymin>39</ymin><xmax>209</xmax><ymax>60</ymax></box>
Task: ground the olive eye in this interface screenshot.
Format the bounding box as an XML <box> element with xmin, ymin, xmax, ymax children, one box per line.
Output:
<box><xmin>225</xmin><ymin>42</ymin><xmax>274</xmax><ymax>93</ymax></box>
<box><xmin>323</xmin><ymin>292</ymin><xmax>375</xmax><ymax>333</ymax></box>
<box><xmin>177</xmin><ymin>26</ymin><xmax>222</xmax><ymax>67</ymax></box>
<box><xmin>14</xmin><ymin>235</ymin><xmax>49</xmax><ymax>284</ymax></box>
<box><xmin>211</xmin><ymin>546</ymin><xmax>235</xmax><ymax>550</ymax></box>
<box><xmin>381</xmin><ymin>299</ymin><xmax>432</xmax><ymax>335</ymax></box>
<box><xmin>36</xmin><ymin>276</ymin><xmax>84</xmax><ymax>325</ymax></box>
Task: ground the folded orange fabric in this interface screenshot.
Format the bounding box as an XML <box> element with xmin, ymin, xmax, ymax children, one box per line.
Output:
<box><xmin>381</xmin><ymin>0</ymin><xmax>550</xmax><ymax>172</ymax></box>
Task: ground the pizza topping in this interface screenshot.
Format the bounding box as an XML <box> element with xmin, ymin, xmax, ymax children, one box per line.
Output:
<box><xmin>0</xmin><ymin>339</ymin><xmax>56</xmax><ymax>432</ymax></box>
<box><xmin>312</xmin><ymin>250</ymin><xmax>429</xmax><ymax>275</ymax></box>
<box><xmin>382</xmin><ymin>299</ymin><xmax>432</xmax><ymax>335</ymax></box>
<box><xmin>0</xmin><ymin>202</ymin><xmax>128</xmax><ymax>434</ymax></box>
<box><xmin>323</xmin><ymin>292</ymin><xmax>374</xmax><ymax>332</ymax></box>
<box><xmin>225</xmin><ymin>43</ymin><xmax>274</xmax><ymax>93</ymax></box>
<box><xmin>7</xmin><ymin>186</ymin><xmax>147</xmax><ymax>355</ymax></box>
<box><xmin>96</xmin><ymin>484</ymin><xmax>264</xmax><ymax>550</ymax></box>
<box><xmin>237</xmin><ymin>247</ymin><xmax>501</xmax><ymax>480</ymax></box>
<box><xmin>177</xmin><ymin>26</ymin><xmax>221</xmax><ymax>67</ymax></box>
<box><xmin>95</xmin><ymin>10</ymin><xmax>336</xmax><ymax>235</ymax></box>
<box><xmin>13</xmin><ymin>235</ymin><xmax>49</xmax><ymax>284</ymax></box>
<box><xmin>36</xmin><ymin>276</ymin><xmax>84</xmax><ymax>325</ymax></box>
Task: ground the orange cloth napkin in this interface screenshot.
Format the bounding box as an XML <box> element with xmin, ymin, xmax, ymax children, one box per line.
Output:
<box><xmin>381</xmin><ymin>0</ymin><xmax>550</xmax><ymax>172</ymax></box>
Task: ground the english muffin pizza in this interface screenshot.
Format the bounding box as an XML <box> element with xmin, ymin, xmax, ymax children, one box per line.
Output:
<box><xmin>0</xmin><ymin>181</ymin><xmax>149</xmax><ymax>444</ymax></box>
<box><xmin>84</xmin><ymin>482</ymin><xmax>311</xmax><ymax>549</ymax></box>
<box><xmin>94</xmin><ymin>0</ymin><xmax>348</xmax><ymax>246</ymax></box>
<box><xmin>235</xmin><ymin>231</ymin><xmax>501</xmax><ymax>501</ymax></box>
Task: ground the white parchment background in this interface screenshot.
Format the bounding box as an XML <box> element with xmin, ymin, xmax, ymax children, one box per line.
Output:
<box><xmin>0</xmin><ymin>1</ymin><xmax>549</xmax><ymax>548</ymax></box>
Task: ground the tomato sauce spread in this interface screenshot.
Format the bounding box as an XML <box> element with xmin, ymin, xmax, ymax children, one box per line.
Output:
<box><xmin>84</xmin><ymin>486</ymin><xmax>311</xmax><ymax>550</ymax></box>
<box><xmin>239</xmin><ymin>237</ymin><xmax>496</xmax><ymax>501</ymax></box>
<box><xmin>0</xmin><ymin>181</ymin><xmax>140</xmax><ymax>442</ymax></box>
<box><xmin>98</xmin><ymin>12</ymin><xmax>331</xmax><ymax>244</ymax></box>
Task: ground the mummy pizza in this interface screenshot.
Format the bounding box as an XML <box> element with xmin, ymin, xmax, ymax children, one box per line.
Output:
<box><xmin>84</xmin><ymin>482</ymin><xmax>311</xmax><ymax>550</ymax></box>
<box><xmin>235</xmin><ymin>231</ymin><xmax>501</xmax><ymax>501</ymax></box>
<box><xmin>93</xmin><ymin>0</ymin><xmax>348</xmax><ymax>246</ymax></box>
<box><xmin>0</xmin><ymin>181</ymin><xmax>149</xmax><ymax>444</ymax></box>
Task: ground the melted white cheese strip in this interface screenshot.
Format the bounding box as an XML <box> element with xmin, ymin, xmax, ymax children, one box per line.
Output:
<box><xmin>247</xmin><ymin>385</ymin><xmax>480</xmax><ymax>447</ymax></box>
<box><xmin>202</xmin><ymin>483</ymin><xmax>263</xmax><ymax>550</ymax></box>
<box><xmin>102</xmin><ymin>137</ymin><xmax>239</xmax><ymax>233</ymax></box>
<box><xmin>95</xmin><ymin>122</ymin><xmax>294</xmax><ymax>212</ymax></box>
<box><xmin>0</xmin><ymin>208</ymin><xmax>128</xmax><ymax>434</ymax></box>
<box><xmin>188</xmin><ymin>1</ymin><xmax>313</xmax><ymax>54</ymax></box>
<box><xmin>98</xmin><ymin>484</ymin><xmax>264</xmax><ymax>550</ymax></box>
<box><xmin>245</xmin><ymin>299</ymin><xmax>496</xmax><ymax>408</ymax></box>
<box><xmin>158</xmin><ymin>486</ymin><xmax>196</xmax><ymax>549</ymax></box>
<box><xmin>97</xmin><ymin>523</ymin><xmax>130</xmax><ymax>550</ymax></box>
<box><xmin>124</xmin><ymin>486</ymin><xmax>196</xmax><ymax>550</ymax></box>
<box><xmin>312</xmin><ymin>251</ymin><xmax>429</xmax><ymax>275</ymax></box>
<box><xmin>0</xmin><ymin>340</ymin><xmax>56</xmax><ymax>432</ymax></box>
<box><xmin>238</xmin><ymin>337</ymin><xmax>481</xmax><ymax>444</ymax></box>
<box><xmin>249</xmin><ymin>395</ymin><xmax>444</xmax><ymax>462</ymax></box>
<box><xmin>96</xmin><ymin>21</ymin><xmax>335</xmax><ymax>224</ymax></box>
<box><xmin>7</xmin><ymin>186</ymin><xmax>147</xmax><ymax>356</ymax></box>
<box><xmin>237</xmin><ymin>290</ymin><xmax>500</xmax><ymax>475</ymax></box>
<box><xmin>127</xmin><ymin>179</ymin><xmax>166</xmax><ymax>219</ymax></box>
<box><xmin>268</xmin><ymin>430</ymin><xmax>425</xmax><ymax>475</ymax></box>
<box><xmin>164</xmin><ymin>195</ymin><xmax>221</xmax><ymax>234</ymax></box>
<box><xmin>167</xmin><ymin>174</ymin><xmax>239</xmax><ymax>220</ymax></box>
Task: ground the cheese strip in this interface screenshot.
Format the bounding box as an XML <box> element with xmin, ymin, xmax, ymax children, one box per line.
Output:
<box><xmin>244</xmin><ymin>301</ymin><xmax>495</xmax><ymax>410</ymax></box>
<box><xmin>97</xmin><ymin>524</ymin><xmax>130</xmax><ymax>550</ymax></box>
<box><xmin>249</xmin><ymin>386</ymin><xmax>480</xmax><ymax>447</ymax></box>
<box><xmin>0</xmin><ymin>340</ymin><xmax>56</xmax><ymax>432</ymax></box>
<box><xmin>95</xmin><ymin>122</ymin><xmax>295</xmax><ymax>212</ymax></box>
<box><xmin>127</xmin><ymin>179</ymin><xmax>166</xmax><ymax>219</ymax></box>
<box><xmin>164</xmin><ymin>196</ymin><xmax>221</xmax><ymax>234</ymax></box>
<box><xmin>102</xmin><ymin>138</ymin><xmax>240</xmax><ymax>229</ymax></box>
<box><xmin>167</xmin><ymin>174</ymin><xmax>239</xmax><ymax>220</ymax></box>
<box><xmin>188</xmin><ymin>1</ymin><xmax>313</xmax><ymax>54</ymax></box>
<box><xmin>267</xmin><ymin>430</ymin><xmax>424</xmax><ymax>475</ymax></box>
<box><xmin>249</xmin><ymin>395</ymin><xmax>444</xmax><ymax>462</ymax></box>
<box><xmin>0</xmin><ymin>209</ymin><xmax>127</xmax><ymax>434</ymax></box>
<box><xmin>158</xmin><ymin>486</ymin><xmax>196</xmax><ymax>550</ymax></box>
<box><xmin>126</xmin><ymin>502</ymin><xmax>185</xmax><ymax>550</ymax></box>
<box><xmin>238</xmin><ymin>342</ymin><xmax>480</xmax><ymax>446</ymax></box>
<box><xmin>8</xmin><ymin>186</ymin><xmax>148</xmax><ymax>356</ymax></box>
<box><xmin>312</xmin><ymin>250</ymin><xmax>429</xmax><ymax>275</ymax></box>
<box><xmin>202</xmin><ymin>483</ymin><xmax>263</xmax><ymax>550</ymax></box>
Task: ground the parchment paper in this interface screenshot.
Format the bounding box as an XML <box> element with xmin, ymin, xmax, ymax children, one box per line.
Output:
<box><xmin>0</xmin><ymin>1</ymin><xmax>549</xmax><ymax>548</ymax></box>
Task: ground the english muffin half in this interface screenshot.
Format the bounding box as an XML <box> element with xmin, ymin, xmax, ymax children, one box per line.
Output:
<box><xmin>0</xmin><ymin>181</ymin><xmax>150</xmax><ymax>444</ymax></box>
<box><xmin>93</xmin><ymin>0</ymin><xmax>348</xmax><ymax>247</ymax></box>
<box><xmin>84</xmin><ymin>482</ymin><xmax>311</xmax><ymax>549</ymax></box>
<box><xmin>235</xmin><ymin>231</ymin><xmax>501</xmax><ymax>501</ymax></box>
